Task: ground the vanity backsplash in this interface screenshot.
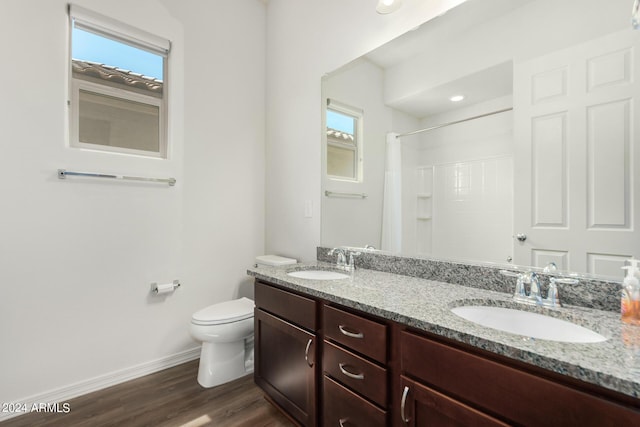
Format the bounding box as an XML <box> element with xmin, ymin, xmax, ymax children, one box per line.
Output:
<box><xmin>317</xmin><ymin>247</ymin><xmax>622</xmax><ymax>312</ymax></box>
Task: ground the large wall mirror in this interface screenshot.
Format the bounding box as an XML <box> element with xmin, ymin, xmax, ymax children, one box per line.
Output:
<box><xmin>321</xmin><ymin>0</ymin><xmax>639</xmax><ymax>279</ymax></box>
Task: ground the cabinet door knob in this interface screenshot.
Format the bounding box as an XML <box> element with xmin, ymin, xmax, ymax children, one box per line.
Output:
<box><xmin>304</xmin><ymin>338</ymin><xmax>314</xmax><ymax>367</ymax></box>
<box><xmin>339</xmin><ymin>418</ymin><xmax>349</xmax><ymax>427</ymax></box>
<box><xmin>401</xmin><ymin>385</ymin><xmax>411</xmax><ymax>424</ymax></box>
<box><xmin>338</xmin><ymin>324</ymin><xmax>364</xmax><ymax>339</ymax></box>
<box><xmin>338</xmin><ymin>363</ymin><xmax>365</xmax><ymax>380</ymax></box>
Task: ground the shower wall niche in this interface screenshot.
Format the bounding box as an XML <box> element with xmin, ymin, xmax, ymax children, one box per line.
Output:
<box><xmin>416</xmin><ymin>166</ymin><xmax>433</xmax><ymax>255</ymax></box>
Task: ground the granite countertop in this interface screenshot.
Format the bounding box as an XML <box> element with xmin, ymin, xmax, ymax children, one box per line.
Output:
<box><xmin>247</xmin><ymin>262</ymin><xmax>640</xmax><ymax>399</ymax></box>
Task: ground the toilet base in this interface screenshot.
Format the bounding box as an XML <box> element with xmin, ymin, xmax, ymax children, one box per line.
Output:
<box><xmin>197</xmin><ymin>340</ymin><xmax>248</xmax><ymax>388</ymax></box>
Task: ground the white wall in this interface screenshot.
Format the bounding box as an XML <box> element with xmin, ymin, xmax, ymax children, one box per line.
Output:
<box><xmin>322</xmin><ymin>59</ymin><xmax>387</xmax><ymax>249</ymax></box>
<box><xmin>322</xmin><ymin>59</ymin><xmax>419</xmax><ymax>249</ymax></box>
<box><xmin>265</xmin><ymin>0</ymin><xmax>467</xmax><ymax>261</ymax></box>
<box><xmin>0</xmin><ymin>0</ymin><xmax>265</xmax><ymax>410</ymax></box>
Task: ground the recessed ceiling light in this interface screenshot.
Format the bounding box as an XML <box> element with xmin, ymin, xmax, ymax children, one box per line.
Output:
<box><xmin>450</xmin><ymin>95</ymin><xmax>465</xmax><ymax>102</ymax></box>
<box><xmin>376</xmin><ymin>0</ymin><xmax>403</xmax><ymax>14</ymax></box>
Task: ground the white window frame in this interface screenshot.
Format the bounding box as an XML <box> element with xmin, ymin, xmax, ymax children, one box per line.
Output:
<box><xmin>68</xmin><ymin>4</ymin><xmax>170</xmax><ymax>158</ymax></box>
<box><xmin>326</xmin><ymin>99</ymin><xmax>364</xmax><ymax>182</ymax></box>
<box><xmin>70</xmin><ymin>79</ymin><xmax>166</xmax><ymax>158</ymax></box>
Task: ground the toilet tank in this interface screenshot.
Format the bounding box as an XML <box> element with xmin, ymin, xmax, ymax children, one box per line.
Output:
<box><xmin>255</xmin><ymin>255</ymin><xmax>297</xmax><ymax>267</ymax></box>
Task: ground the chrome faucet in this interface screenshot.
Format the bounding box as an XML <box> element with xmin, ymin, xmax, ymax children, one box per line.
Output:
<box><xmin>328</xmin><ymin>248</ymin><xmax>347</xmax><ymax>269</ymax></box>
<box><xmin>328</xmin><ymin>248</ymin><xmax>361</xmax><ymax>272</ymax></box>
<box><xmin>500</xmin><ymin>270</ymin><xmax>542</xmax><ymax>304</ymax></box>
<box><xmin>510</xmin><ymin>271</ymin><xmax>542</xmax><ymax>305</ymax></box>
<box><xmin>501</xmin><ymin>269</ymin><xmax>579</xmax><ymax>307</ymax></box>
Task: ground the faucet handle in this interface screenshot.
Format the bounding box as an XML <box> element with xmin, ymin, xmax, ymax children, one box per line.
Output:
<box><xmin>499</xmin><ymin>269</ymin><xmax>521</xmax><ymax>278</ymax></box>
<box><xmin>552</xmin><ymin>277</ymin><xmax>579</xmax><ymax>285</ymax></box>
<box><xmin>545</xmin><ymin>277</ymin><xmax>578</xmax><ymax>307</ymax></box>
<box><xmin>328</xmin><ymin>248</ymin><xmax>347</xmax><ymax>268</ymax></box>
<box><xmin>500</xmin><ymin>270</ymin><xmax>529</xmax><ymax>298</ymax></box>
<box><xmin>514</xmin><ymin>273</ymin><xmax>528</xmax><ymax>297</ymax></box>
<box><xmin>547</xmin><ymin>278</ymin><xmax>561</xmax><ymax>307</ymax></box>
<box><xmin>348</xmin><ymin>251</ymin><xmax>362</xmax><ymax>270</ymax></box>
<box><xmin>328</xmin><ymin>247</ymin><xmax>345</xmax><ymax>257</ymax></box>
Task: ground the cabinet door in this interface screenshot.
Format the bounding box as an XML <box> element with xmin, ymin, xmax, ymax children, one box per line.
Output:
<box><xmin>401</xmin><ymin>331</ymin><xmax>640</xmax><ymax>426</ymax></box>
<box><xmin>255</xmin><ymin>308</ymin><xmax>317</xmax><ymax>426</ymax></box>
<box><xmin>399</xmin><ymin>376</ymin><xmax>508</xmax><ymax>427</ymax></box>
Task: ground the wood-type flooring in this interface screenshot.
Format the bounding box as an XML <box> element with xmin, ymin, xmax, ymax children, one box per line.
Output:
<box><xmin>0</xmin><ymin>360</ymin><xmax>293</xmax><ymax>427</ymax></box>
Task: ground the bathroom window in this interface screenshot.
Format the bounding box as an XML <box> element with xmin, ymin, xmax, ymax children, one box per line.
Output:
<box><xmin>68</xmin><ymin>5</ymin><xmax>170</xmax><ymax>158</ymax></box>
<box><xmin>326</xmin><ymin>99</ymin><xmax>363</xmax><ymax>181</ymax></box>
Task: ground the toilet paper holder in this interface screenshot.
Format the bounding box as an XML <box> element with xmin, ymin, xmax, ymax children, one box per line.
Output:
<box><xmin>150</xmin><ymin>280</ymin><xmax>181</xmax><ymax>294</ymax></box>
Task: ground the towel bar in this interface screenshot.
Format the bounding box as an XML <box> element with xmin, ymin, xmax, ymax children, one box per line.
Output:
<box><xmin>58</xmin><ymin>169</ymin><xmax>176</xmax><ymax>186</ymax></box>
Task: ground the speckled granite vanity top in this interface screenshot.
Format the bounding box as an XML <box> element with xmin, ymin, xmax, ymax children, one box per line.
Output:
<box><xmin>247</xmin><ymin>262</ymin><xmax>640</xmax><ymax>399</ymax></box>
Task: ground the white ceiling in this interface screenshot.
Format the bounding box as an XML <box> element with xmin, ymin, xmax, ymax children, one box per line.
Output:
<box><xmin>389</xmin><ymin>61</ymin><xmax>513</xmax><ymax>118</ymax></box>
<box><xmin>365</xmin><ymin>0</ymin><xmax>533</xmax><ymax>70</ymax></box>
<box><xmin>363</xmin><ymin>0</ymin><xmax>533</xmax><ymax>118</ymax></box>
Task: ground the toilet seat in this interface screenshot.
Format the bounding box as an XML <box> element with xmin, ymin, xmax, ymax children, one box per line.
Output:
<box><xmin>191</xmin><ymin>297</ymin><xmax>254</xmax><ymax>326</ymax></box>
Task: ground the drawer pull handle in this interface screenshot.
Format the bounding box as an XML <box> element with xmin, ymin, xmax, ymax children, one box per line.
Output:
<box><xmin>304</xmin><ymin>338</ymin><xmax>314</xmax><ymax>367</ymax></box>
<box><xmin>401</xmin><ymin>385</ymin><xmax>411</xmax><ymax>424</ymax></box>
<box><xmin>338</xmin><ymin>325</ymin><xmax>364</xmax><ymax>339</ymax></box>
<box><xmin>338</xmin><ymin>363</ymin><xmax>365</xmax><ymax>380</ymax></box>
<box><xmin>339</xmin><ymin>418</ymin><xmax>349</xmax><ymax>427</ymax></box>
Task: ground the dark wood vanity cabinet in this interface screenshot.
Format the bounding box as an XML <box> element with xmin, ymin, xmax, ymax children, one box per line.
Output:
<box><xmin>254</xmin><ymin>279</ymin><xmax>640</xmax><ymax>426</ymax></box>
<box><xmin>254</xmin><ymin>279</ymin><xmax>391</xmax><ymax>426</ymax></box>
<box><xmin>400</xmin><ymin>330</ymin><xmax>640</xmax><ymax>426</ymax></box>
<box><xmin>254</xmin><ymin>281</ymin><xmax>318</xmax><ymax>426</ymax></box>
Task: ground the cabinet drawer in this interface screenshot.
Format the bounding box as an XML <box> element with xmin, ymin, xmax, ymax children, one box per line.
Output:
<box><xmin>323</xmin><ymin>376</ymin><xmax>386</xmax><ymax>427</ymax></box>
<box><xmin>323</xmin><ymin>341</ymin><xmax>387</xmax><ymax>407</ymax></box>
<box><xmin>255</xmin><ymin>280</ymin><xmax>316</xmax><ymax>331</ymax></box>
<box><xmin>323</xmin><ymin>305</ymin><xmax>387</xmax><ymax>363</ymax></box>
<box><xmin>401</xmin><ymin>331</ymin><xmax>640</xmax><ymax>426</ymax></box>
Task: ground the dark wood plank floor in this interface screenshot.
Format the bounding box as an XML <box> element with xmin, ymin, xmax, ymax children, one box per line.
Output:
<box><xmin>0</xmin><ymin>360</ymin><xmax>294</xmax><ymax>427</ymax></box>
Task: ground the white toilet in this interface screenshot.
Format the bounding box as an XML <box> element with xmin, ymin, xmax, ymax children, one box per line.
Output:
<box><xmin>190</xmin><ymin>297</ymin><xmax>255</xmax><ymax>388</ymax></box>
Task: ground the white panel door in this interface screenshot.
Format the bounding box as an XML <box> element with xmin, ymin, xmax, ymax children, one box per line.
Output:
<box><xmin>513</xmin><ymin>29</ymin><xmax>639</xmax><ymax>276</ymax></box>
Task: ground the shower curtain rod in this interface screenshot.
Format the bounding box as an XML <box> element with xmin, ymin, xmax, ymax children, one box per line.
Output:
<box><xmin>395</xmin><ymin>107</ymin><xmax>513</xmax><ymax>138</ymax></box>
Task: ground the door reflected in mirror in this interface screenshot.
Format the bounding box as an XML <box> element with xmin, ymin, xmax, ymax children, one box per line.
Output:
<box><xmin>321</xmin><ymin>0</ymin><xmax>639</xmax><ymax>279</ymax></box>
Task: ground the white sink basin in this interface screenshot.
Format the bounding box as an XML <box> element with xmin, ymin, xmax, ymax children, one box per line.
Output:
<box><xmin>451</xmin><ymin>306</ymin><xmax>606</xmax><ymax>343</ymax></box>
<box><xmin>287</xmin><ymin>270</ymin><xmax>350</xmax><ymax>280</ymax></box>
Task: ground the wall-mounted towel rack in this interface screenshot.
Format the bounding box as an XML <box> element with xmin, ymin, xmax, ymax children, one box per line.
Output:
<box><xmin>324</xmin><ymin>190</ymin><xmax>367</xmax><ymax>199</ymax></box>
<box><xmin>58</xmin><ymin>169</ymin><xmax>176</xmax><ymax>186</ymax></box>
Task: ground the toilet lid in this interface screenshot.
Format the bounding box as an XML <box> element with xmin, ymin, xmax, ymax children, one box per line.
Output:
<box><xmin>192</xmin><ymin>297</ymin><xmax>255</xmax><ymax>325</ymax></box>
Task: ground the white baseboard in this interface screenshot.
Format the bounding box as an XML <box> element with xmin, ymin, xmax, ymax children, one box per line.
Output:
<box><xmin>0</xmin><ymin>347</ymin><xmax>201</xmax><ymax>422</ymax></box>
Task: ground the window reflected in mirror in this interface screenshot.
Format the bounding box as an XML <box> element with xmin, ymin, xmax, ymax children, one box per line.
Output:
<box><xmin>326</xmin><ymin>100</ymin><xmax>362</xmax><ymax>181</ymax></box>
